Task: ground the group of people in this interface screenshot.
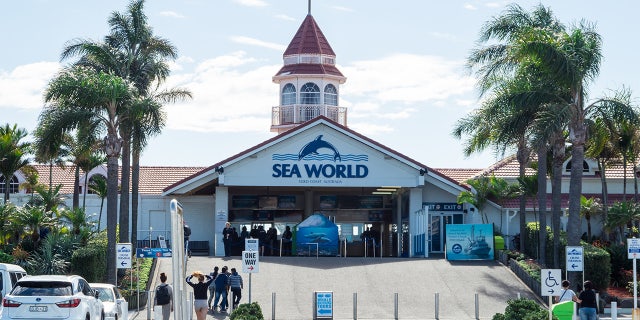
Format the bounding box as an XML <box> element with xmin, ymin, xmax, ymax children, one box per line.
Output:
<box><xmin>222</xmin><ymin>222</ymin><xmax>294</xmax><ymax>257</ymax></box>
<box><xmin>152</xmin><ymin>265</ymin><xmax>244</xmax><ymax>320</ymax></box>
<box><xmin>555</xmin><ymin>280</ymin><xmax>598</xmax><ymax>320</ymax></box>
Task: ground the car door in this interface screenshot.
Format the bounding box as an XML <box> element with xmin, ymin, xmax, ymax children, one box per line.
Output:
<box><xmin>81</xmin><ymin>279</ymin><xmax>102</xmax><ymax>318</ymax></box>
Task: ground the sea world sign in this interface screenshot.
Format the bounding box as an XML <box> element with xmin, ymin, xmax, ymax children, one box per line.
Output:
<box><xmin>272</xmin><ymin>135</ymin><xmax>369</xmax><ymax>184</ymax></box>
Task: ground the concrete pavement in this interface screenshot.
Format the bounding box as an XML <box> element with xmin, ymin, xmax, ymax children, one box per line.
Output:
<box><xmin>129</xmin><ymin>254</ymin><xmax>547</xmax><ymax>320</ymax></box>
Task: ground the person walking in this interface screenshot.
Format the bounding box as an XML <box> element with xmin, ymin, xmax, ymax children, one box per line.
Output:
<box><xmin>555</xmin><ymin>280</ymin><xmax>578</xmax><ymax>303</ymax></box>
<box><xmin>228</xmin><ymin>268</ymin><xmax>244</xmax><ymax>309</ymax></box>
<box><xmin>207</xmin><ymin>266</ymin><xmax>219</xmax><ymax>310</ymax></box>
<box><xmin>153</xmin><ymin>273</ymin><xmax>173</xmax><ymax>320</ymax></box>
<box><xmin>282</xmin><ymin>226</ymin><xmax>293</xmax><ymax>256</ymax></box>
<box><xmin>185</xmin><ymin>271</ymin><xmax>213</xmax><ymax>320</ymax></box>
<box><xmin>212</xmin><ymin>266</ymin><xmax>230</xmax><ymax>313</ymax></box>
<box><xmin>222</xmin><ymin>222</ymin><xmax>234</xmax><ymax>257</ymax></box>
<box><xmin>576</xmin><ymin>280</ymin><xmax>597</xmax><ymax>320</ymax></box>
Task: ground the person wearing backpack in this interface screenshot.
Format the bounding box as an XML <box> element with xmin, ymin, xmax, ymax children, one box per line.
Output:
<box><xmin>212</xmin><ymin>266</ymin><xmax>230</xmax><ymax>313</ymax></box>
<box><xmin>154</xmin><ymin>272</ymin><xmax>173</xmax><ymax>320</ymax></box>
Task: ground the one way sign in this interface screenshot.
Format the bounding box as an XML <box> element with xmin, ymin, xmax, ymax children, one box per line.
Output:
<box><xmin>242</xmin><ymin>251</ymin><xmax>259</xmax><ymax>273</ymax></box>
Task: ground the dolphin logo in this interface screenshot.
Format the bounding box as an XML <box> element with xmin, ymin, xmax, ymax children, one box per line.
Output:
<box><xmin>298</xmin><ymin>135</ymin><xmax>341</xmax><ymax>161</ymax></box>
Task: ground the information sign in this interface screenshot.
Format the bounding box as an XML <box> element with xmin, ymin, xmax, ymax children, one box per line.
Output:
<box><xmin>566</xmin><ymin>246</ymin><xmax>584</xmax><ymax>271</ymax></box>
<box><xmin>245</xmin><ymin>239</ymin><xmax>259</xmax><ymax>252</ymax></box>
<box><xmin>136</xmin><ymin>247</ymin><xmax>172</xmax><ymax>258</ymax></box>
<box><xmin>540</xmin><ymin>269</ymin><xmax>562</xmax><ymax>296</ymax></box>
<box><xmin>628</xmin><ymin>238</ymin><xmax>640</xmax><ymax>259</ymax></box>
<box><xmin>314</xmin><ymin>291</ymin><xmax>333</xmax><ymax>319</ymax></box>
<box><xmin>116</xmin><ymin>243</ymin><xmax>132</xmax><ymax>269</ymax></box>
<box><xmin>242</xmin><ymin>251</ymin><xmax>260</xmax><ymax>273</ymax></box>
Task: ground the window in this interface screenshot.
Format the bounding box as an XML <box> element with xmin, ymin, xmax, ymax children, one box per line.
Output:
<box><xmin>0</xmin><ymin>175</ymin><xmax>19</xmax><ymax>194</ymax></box>
<box><xmin>565</xmin><ymin>160</ymin><xmax>589</xmax><ymax>172</ymax></box>
<box><xmin>300</xmin><ymin>83</ymin><xmax>320</xmax><ymax>104</ymax></box>
<box><xmin>324</xmin><ymin>84</ymin><xmax>338</xmax><ymax>106</ymax></box>
<box><xmin>281</xmin><ymin>83</ymin><xmax>296</xmax><ymax>105</ymax></box>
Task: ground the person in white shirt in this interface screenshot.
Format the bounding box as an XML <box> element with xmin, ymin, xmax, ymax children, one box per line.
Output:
<box><xmin>555</xmin><ymin>280</ymin><xmax>578</xmax><ymax>303</ymax></box>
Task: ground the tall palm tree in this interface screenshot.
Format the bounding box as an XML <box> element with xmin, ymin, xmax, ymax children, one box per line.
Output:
<box><xmin>32</xmin><ymin>125</ymin><xmax>69</xmax><ymax>192</ymax></box>
<box><xmin>77</xmin><ymin>152</ymin><xmax>107</xmax><ymax>211</ymax></box>
<box><xmin>61</xmin><ymin>0</ymin><xmax>189</xmax><ymax>245</ymax></box>
<box><xmin>0</xmin><ymin>124</ymin><xmax>31</xmax><ymax>204</ymax></box>
<box><xmin>89</xmin><ymin>175</ymin><xmax>108</xmax><ymax>231</ymax></box>
<box><xmin>42</xmin><ymin>67</ymin><xmax>134</xmax><ymax>284</ymax></box>
<box><xmin>579</xmin><ymin>195</ymin><xmax>602</xmax><ymax>242</ymax></box>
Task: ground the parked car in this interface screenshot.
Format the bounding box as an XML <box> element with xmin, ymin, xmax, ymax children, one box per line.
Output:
<box><xmin>1</xmin><ymin>274</ymin><xmax>104</xmax><ymax>319</ymax></box>
<box><xmin>90</xmin><ymin>283</ymin><xmax>126</xmax><ymax>320</ymax></box>
<box><xmin>0</xmin><ymin>263</ymin><xmax>27</xmax><ymax>299</ymax></box>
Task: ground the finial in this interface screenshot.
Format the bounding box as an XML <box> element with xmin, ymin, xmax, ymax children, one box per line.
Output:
<box><xmin>308</xmin><ymin>0</ymin><xmax>311</xmax><ymax>15</ymax></box>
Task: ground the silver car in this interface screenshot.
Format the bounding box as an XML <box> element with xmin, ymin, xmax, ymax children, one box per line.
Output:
<box><xmin>90</xmin><ymin>283</ymin><xmax>126</xmax><ymax>320</ymax></box>
<box><xmin>1</xmin><ymin>275</ymin><xmax>104</xmax><ymax>319</ymax></box>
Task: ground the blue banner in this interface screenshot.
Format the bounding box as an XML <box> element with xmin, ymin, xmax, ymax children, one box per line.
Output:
<box><xmin>136</xmin><ymin>247</ymin><xmax>172</xmax><ymax>258</ymax></box>
<box><xmin>446</xmin><ymin>224</ymin><xmax>494</xmax><ymax>261</ymax></box>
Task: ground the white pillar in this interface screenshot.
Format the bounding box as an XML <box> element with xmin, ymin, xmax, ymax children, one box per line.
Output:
<box><xmin>408</xmin><ymin>188</ymin><xmax>423</xmax><ymax>257</ymax></box>
<box><xmin>214</xmin><ymin>186</ymin><xmax>229</xmax><ymax>256</ymax></box>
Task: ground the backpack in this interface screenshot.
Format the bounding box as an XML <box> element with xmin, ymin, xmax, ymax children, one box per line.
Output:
<box><xmin>156</xmin><ymin>284</ymin><xmax>170</xmax><ymax>305</ymax></box>
<box><xmin>184</xmin><ymin>225</ymin><xmax>192</xmax><ymax>237</ymax></box>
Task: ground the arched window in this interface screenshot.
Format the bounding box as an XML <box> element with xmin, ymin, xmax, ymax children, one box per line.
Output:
<box><xmin>300</xmin><ymin>83</ymin><xmax>320</xmax><ymax>104</ymax></box>
<box><xmin>324</xmin><ymin>84</ymin><xmax>338</xmax><ymax>106</ymax></box>
<box><xmin>282</xmin><ymin>83</ymin><xmax>296</xmax><ymax>105</ymax></box>
<box><xmin>85</xmin><ymin>174</ymin><xmax>107</xmax><ymax>195</ymax></box>
<box><xmin>0</xmin><ymin>175</ymin><xmax>19</xmax><ymax>194</ymax></box>
<box><xmin>565</xmin><ymin>160</ymin><xmax>589</xmax><ymax>172</ymax></box>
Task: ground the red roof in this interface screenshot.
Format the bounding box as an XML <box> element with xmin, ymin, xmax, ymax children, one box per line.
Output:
<box><xmin>284</xmin><ymin>14</ymin><xmax>335</xmax><ymax>56</ymax></box>
<box><xmin>275</xmin><ymin>63</ymin><xmax>344</xmax><ymax>77</ymax></box>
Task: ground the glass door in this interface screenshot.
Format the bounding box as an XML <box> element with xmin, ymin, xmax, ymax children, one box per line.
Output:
<box><xmin>429</xmin><ymin>214</ymin><xmax>453</xmax><ymax>253</ymax></box>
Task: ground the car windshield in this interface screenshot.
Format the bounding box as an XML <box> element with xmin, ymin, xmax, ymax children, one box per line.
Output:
<box><xmin>95</xmin><ymin>287</ymin><xmax>115</xmax><ymax>302</ymax></box>
<box><xmin>12</xmin><ymin>281</ymin><xmax>73</xmax><ymax>296</ymax></box>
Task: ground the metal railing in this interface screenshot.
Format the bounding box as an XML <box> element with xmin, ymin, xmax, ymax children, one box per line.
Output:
<box><xmin>271</xmin><ymin>104</ymin><xmax>347</xmax><ymax>127</ymax></box>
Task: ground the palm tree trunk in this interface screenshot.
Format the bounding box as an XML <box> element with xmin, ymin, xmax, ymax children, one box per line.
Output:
<box><xmin>517</xmin><ymin>147</ymin><xmax>529</xmax><ymax>252</ymax></box>
<box><xmin>104</xmin><ymin>134</ymin><xmax>121</xmax><ymax>285</ymax></box>
<box><xmin>598</xmin><ymin>158</ymin><xmax>610</xmax><ymax>241</ymax></box>
<box><xmin>73</xmin><ymin>165</ymin><xmax>80</xmax><ymax>210</ymax></box>
<box><xmin>567</xmin><ymin>116</ymin><xmax>587</xmax><ymax>288</ymax></box>
<box><xmin>119</xmin><ymin>136</ymin><xmax>131</xmax><ymax>243</ymax></box>
<box><xmin>131</xmin><ymin>148</ymin><xmax>140</xmax><ymax>248</ymax></box>
<box><xmin>551</xmin><ymin>134</ymin><xmax>565</xmax><ymax>268</ymax></box>
<box><xmin>537</xmin><ymin>147</ymin><xmax>548</xmax><ymax>267</ymax></box>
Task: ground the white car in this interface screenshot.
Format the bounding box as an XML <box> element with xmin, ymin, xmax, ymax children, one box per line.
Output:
<box><xmin>1</xmin><ymin>274</ymin><xmax>104</xmax><ymax>320</ymax></box>
<box><xmin>90</xmin><ymin>283</ymin><xmax>126</xmax><ymax>320</ymax></box>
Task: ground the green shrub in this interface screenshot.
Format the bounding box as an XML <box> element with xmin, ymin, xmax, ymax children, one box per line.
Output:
<box><xmin>492</xmin><ymin>298</ymin><xmax>557</xmax><ymax>320</ymax></box>
<box><xmin>70</xmin><ymin>232</ymin><xmax>107</xmax><ymax>282</ymax></box>
<box><xmin>0</xmin><ymin>250</ymin><xmax>14</xmax><ymax>263</ymax></box>
<box><xmin>230</xmin><ymin>302</ymin><xmax>264</xmax><ymax>320</ymax></box>
<box><xmin>605</xmin><ymin>243</ymin><xmax>631</xmax><ymax>285</ymax></box>
<box><xmin>583</xmin><ymin>241</ymin><xmax>610</xmax><ymax>290</ymax></box>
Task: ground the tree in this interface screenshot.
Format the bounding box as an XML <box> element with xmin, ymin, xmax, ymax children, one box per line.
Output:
<box><xmin>0</xmin><ymin>124</ymin><xmax>31</xmax><ymax>204</ymax></box>
<box><xmin>605</xmin><ymin>201</ymin><xmax>640</xmax><ymax>242</ymax></box>
<box><xmin>89</xmin><ymin>175</ymin><xmax>108</xmax><ymax>231</ymax></box>
<box><xmin>579</xmin><ymin>195</ymin><xmax>602</xmax><ymax>242</ymax></box>
<box><xmin>42</xmin><ymin>67</ymin><xmax>135</xmax><ymax>284</ymax></box>
<box><xmin>457</xmin><ymin>175</ymin><xmax>515</xmax><ymax>224</ymax></box>
<box><xmin>60</xmin><ymin>0</ymin><xmax>186</xmax><ymax>246</ymax></box>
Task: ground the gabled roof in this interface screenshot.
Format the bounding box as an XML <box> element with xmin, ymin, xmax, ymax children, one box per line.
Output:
<box><xmin>284</xmin><ymin>14</ymin><xmax>335</xmax><ymax>56</ymax></box>
<box><xmin>163</xmin><ymin>116</ymin><xmax>469</xmax><ymax>194</ymax></box>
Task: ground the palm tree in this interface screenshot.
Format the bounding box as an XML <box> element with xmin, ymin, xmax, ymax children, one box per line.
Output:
<box><xmin>42</xmin><ymin>67</ymin><xmax>134</xmax><ymax>284</ymax></box>
<box><xmin>18</xmin><ymin>165</ymin><xmax>40</xmax><ymax>200</ymax></box>
<box><xmin>77</xmin><ymin>152</ymin><xmax>107</xmax><ymax>211</ymax></box>
<box><xmin>29</xmin><ymin>184</ymin><xmax>67</xmax><ymax>215</ymax></box>
<box><xmin>0</xmin><ymin>202</ymin><xmax>18</xmax><ymax>245</ymax></box>
<box><xmin>14</xmin><ymin>205</ymin><xmax>56</xmax><ymax>246</ymax></box>
<box><xmin>606</xmin><ymin>201</ymin><xmax>640</xmax><ymax>242</ymax></box>
<box><xmin>579</xmin><ymin>195</ymin><xmax>602</xmax><ymax>242</ymax></box>
<box><xmin>32</xmin><ymin>125</ymin><xmax>69</xmax><ymax>192</ymax></box>
<box><xmin>89</xmin><ymin>175</ymin><xmax>108</xmax><ymax>231</ymax></box>
<box><xmin>0</xmin><ymin>124</ymin><xmax>31</xmax><ymax>204</ymax></box>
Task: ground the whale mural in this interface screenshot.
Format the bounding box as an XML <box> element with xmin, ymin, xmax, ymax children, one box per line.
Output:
<box><xmin>295</xmin><ymin>213</ymin><xmax>339</xmax><ymax>256</ymax></box>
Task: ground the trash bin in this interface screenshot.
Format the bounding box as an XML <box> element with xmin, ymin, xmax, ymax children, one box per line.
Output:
<box><xmin>494</xmin><ymin>235</ymin><xmax>504</xmax><ymax>259</ymax></box>
<box><xmin>552</xmin><ymin>300</ymin><xmax>574</xmax><ymax>320</ymax></box>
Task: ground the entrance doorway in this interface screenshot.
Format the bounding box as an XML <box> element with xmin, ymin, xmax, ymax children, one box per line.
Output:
<box><xmin>429</xmin><ymin>213</ymin><xmax>463</xmax><ymax>253</ymax></box>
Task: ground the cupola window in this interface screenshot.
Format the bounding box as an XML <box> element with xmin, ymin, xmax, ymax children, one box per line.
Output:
<box><xmin>324</xmin><ymin>84</ymin><xmax>338</xmax><ymax>106</ymax></box>
<box><xmin>300</xmin><ymin>83</ymin><xmax>320</xmax><ymax>104</ymax></box>
<box><xmin>282</xmin><ymin>84</ymin><xmax>296</xmax><ymax>105</ymax></box>
<box><xmin>0</xmin><ymin>175</ymin><xmax>19</xmax><ymax>194</ymax></box>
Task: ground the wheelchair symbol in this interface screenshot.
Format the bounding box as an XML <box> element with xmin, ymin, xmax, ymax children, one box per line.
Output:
<box><xmin>545</xmin><ymin>271</ymin><xmax>559</xmax><ymax>287</ymax></box>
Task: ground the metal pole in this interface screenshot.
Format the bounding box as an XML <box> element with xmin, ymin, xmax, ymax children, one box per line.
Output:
<box><xmin>137</xmin><ymin>262</ymin><xmax>140</xmax><ymax>311</ymax></box>
<box><xmin>279</xmin><ymin>239</ymin><xmax>282</xmax><ymax>257</ymax></box>
<box><xmin>147</xmin><ymin>290</ymin><xmax>151</xmax><ymax>319</ymax></box>
<box><xmin>380</xmin><ymin>239</ymin><xmax>383</xmax><ymax>259</ymax></box>
<box><xmin>394</xmin><ymin>292</ymin><xmax>398</xmax><ymax>320</ymax></box>
<box><xmin>353</xmin><ymin>292</ymin><xmax>358</xmax><ymax>320</ymax></box>
<box><xmin>475</xmin><ymin>292</ymin><xmax>479</xmax><ymax>320</ymax></box>
<box><xmin>249</xmin><ymin>273</ymin><xmax>252</xmax><ymax>303</ymax></box>
<box><xmin>272</xmin><ymin>292</ymin><xmax>276</xmax><ymax>320</ymax></box>
<box><xmin>611</xmin><ymin>301</ymin><xmax>617</xmax><ymax>320</ymax></box>
<box><xmin>435</xmin><ymin>292</ymin><xmax>439</xmax><ymax>320</ymax></box>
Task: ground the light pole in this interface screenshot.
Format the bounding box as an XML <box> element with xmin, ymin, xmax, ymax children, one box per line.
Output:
<box><xmin>149</xmin><ymin>226</ymin><xmax>153</xmax><ymax>248</ymax></box>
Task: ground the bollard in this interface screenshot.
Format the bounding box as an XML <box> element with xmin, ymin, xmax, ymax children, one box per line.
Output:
<box><xmin>394</xmin><ymin>292</ymin><xmax>399</xmax><ymax>320</ymax></box>
<box><xmin>611</xmin><ymin>301</ymin><xmax>617</xmax><ymax>320</ymax></box>
<box><xmin>475</xmin><ymin>292</ymin><xmax>479</xmax><ymax>320</ymax></box>
<box><xmin>353</xmin><ymin>292</ymin><xmax>358</xmax><ymax>320</ymax></box>
<box><xmin>435</xmin><ymin>292</ymin><xmax>439</xmax><ymax>320</ymax></box>
<box><xmin>272</xmin><ymin>292</ymin><xmax>276</xmax><ymax>320</ymax></box>
<box><xmin>147</xmin><ymin>290</ymin><xmax>151</xmax><ymax>319</ymax></box>
<box><xmin>517</xmin><ymin>292</ymin><xmax>521</xmax><ymax>299</ymax></box>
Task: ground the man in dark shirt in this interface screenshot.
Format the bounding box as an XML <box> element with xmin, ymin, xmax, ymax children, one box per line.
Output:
<box><xmin>222</xmin><ymin>222</ymin><xmax>234</xmax><ymax>257</ymax></box>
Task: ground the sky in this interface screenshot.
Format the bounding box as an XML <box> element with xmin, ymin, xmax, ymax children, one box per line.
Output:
<box><xmin>1</xmin><ymin>0</ymin><xmax>639</xmax><ymax>169</ymax></box>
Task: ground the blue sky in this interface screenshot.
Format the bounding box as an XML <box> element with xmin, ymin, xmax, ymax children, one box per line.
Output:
<box><xmin>1</xmin><ymin>0</ymin><xmax>639</xmax><ymax>169</ymax></box>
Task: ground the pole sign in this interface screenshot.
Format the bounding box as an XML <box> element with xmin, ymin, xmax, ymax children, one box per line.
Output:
<box><xmin>245</xmin><ymin>238</ymin><xmax>259</xmax><ymax>252</ymax></box>
<box><xmin>136</xmin><ymin>247</ymin><xmax>172</xmax><ymax>258</ymax></box>
<box><xmin>566</xmin><ymin>246</ymin><xmax>584</xmax><ymax>272</ymax></box>
<box><xmin>116</xmin><ymin>243</ymin><xmax>132</xmax><ymax>269</ymax></box>
<box><xmin>628</xmin><ymin>238</ymin><xmax>640</xmax><ymax>259</ymax></box>
<box><xmin>540</xmin><ymin>269</ymin><xmax>562</xmax><ymax>296</ymax></box>
<box><xmin>314</xmin><ymin>291</ymin><xmax>333</xmax><ymax>319</ymax></box>
<box><xmin>242</xmin><ymin>251</ymin><xmax>260</xmax><ymax>273</ymax></box>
